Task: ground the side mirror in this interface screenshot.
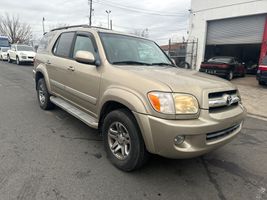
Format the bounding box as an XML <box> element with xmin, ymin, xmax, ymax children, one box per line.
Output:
<box><xmin>75</xmin><ymin>50</ymin><xmax>96</xmax><ymax>65</ymax></box>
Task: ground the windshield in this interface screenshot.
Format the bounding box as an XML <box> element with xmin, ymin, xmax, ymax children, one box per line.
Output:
<box><xmin>0</xmin><ymin>38</ymin><xmax>9</xmax><ymax>47</ymax></box>
<box><xmin>1</xmin><ymin>47</ymin><xmax>10</xmax><ymax>52</ymax></box>
<box><xmin>17</xmin><ymin>45</ymin><xmax>34</xmax><ymax>51</ymax></box>
<box><xmin>99</xmin><ymin>33</ymin><xmax>172</xmax><ymax>65</ymax></box>
<box><xmin>208</xmin><ymin>57</ymin><xmax>232</xmax><ymax>63</ymax></box>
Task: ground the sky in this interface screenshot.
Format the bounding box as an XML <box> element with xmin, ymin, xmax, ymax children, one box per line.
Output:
<box><xmin>0</xmin><ymin>0</ymin><xmax>191</xmax><ymax>45</ymax></box>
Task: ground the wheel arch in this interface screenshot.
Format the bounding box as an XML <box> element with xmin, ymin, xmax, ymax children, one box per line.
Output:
<box><xmin>35</xmin><ymin>65</ymin><xmax>51</xmax><ymax>92</ymax></box>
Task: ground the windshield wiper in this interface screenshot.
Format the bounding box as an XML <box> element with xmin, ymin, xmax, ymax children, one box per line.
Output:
<box><xmin>112</xmin><ymin>61</ymin><xmax>151</xmax><ymax>65</ymax></box>
<box><xmin>151</xmin><ymin>62</ymin><xmax>176</xmax><ymax>67</ymax></box>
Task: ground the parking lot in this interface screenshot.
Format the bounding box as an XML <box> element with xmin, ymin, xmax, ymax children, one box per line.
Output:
<box><xmin>0</xmin><ymin>61</ymin><xmax>266</xmax><ymax>200</ymax></box>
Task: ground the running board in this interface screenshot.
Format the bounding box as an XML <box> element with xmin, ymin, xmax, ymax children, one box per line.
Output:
<box><xmin>50</xmin><ymin>96</ymin><xmax>98</xmax><ymax>129</ymax></box>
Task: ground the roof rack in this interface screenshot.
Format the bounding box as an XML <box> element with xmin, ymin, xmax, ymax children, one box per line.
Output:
<box><xmin>51</xmin><ymin>24</ymin><xmax>111</xmax><ymax>32</ymax></box>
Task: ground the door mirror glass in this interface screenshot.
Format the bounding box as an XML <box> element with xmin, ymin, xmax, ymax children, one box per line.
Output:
<box><xmin>74</xmin><ymin>50</ymin><xmax>96</xmax><ymax>65</ymax></box>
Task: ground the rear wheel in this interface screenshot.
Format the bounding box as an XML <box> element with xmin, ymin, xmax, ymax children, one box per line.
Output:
<box><xmin>7</xmin><ymin>55</ymin><xmax>11</xmax><ymax>63</ymax></box>
<box><xmin>37</xmin><ymin>78</ymin><xmax>54</xmax><ymax>110</ymax></box>
<box><xmin>102</xmin><ymin>109</ymin><xmax>148</xmax><ymax>171</ymax></box>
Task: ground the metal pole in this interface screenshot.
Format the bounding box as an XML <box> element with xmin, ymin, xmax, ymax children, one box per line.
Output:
<box><xmin>42</xmin><ymin>17</ymin><xmax>45</xmax><ymax>34</ymax></box>
<box><xmin>110</xmin><ymin>20</ymin><xmax>113</xmax><ymax>30</ymax></box>
<box><xmin>89</xmin><ymin>0</ymin><xmax>92</xmax><ymax>26</ymax></box>
<box><xmin>106</xmin><ymin>10</ymin><xmax>111</xmax><ymax>29</ymax></box>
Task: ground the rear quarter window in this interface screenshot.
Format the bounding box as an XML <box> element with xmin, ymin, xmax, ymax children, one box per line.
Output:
<box><xmin>38</xmin><ymin>32</ymin><xmax>56</xmax><ymax>53</ymax></box>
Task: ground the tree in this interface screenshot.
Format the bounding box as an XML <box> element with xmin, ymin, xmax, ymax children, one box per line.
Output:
<box><xmin>0</xmin><ymin>13</ymin><xmax>32</xmax><ymax>44</ymax></box>
<box><xmin>132</xmin><ymin>28</ymin><xmax>149</xmax><ymax>38</ymax></box>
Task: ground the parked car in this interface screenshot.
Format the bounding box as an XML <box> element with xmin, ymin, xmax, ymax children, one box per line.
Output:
<box><xmin>34</xmin><ymin>25</ymin><xmax>246</xmax><ymax>171</ymax></box>
<box><xmin>199</xmin><ymin>56</ymin><xmax>246</xmax><ymax>80</ymax></box>
<box><xmin>7</xmin><ymin>44</ymin><xmax>36</xmax><ymax>65</ymax></box>
<box><xmin>257</xmin><ymin>55</ymin><xmax>267</xmax><ymax>85</ymax></box>
<box><xmin>0</xmin><ymin>47</ymin><xmax>10</xmax><ymax>61</ymax></box>
<box><xmin>245</xmin><ymin>60</ymin><xmax>258</xmax><ymax>74</ymax></box>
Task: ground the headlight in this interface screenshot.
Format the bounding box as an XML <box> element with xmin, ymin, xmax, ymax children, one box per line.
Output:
<box><xmin>148</xmin><ymin>92</ymin><xmax>199</xmax><ymax>115</ymax></box>
<box><xmin>173</xmin><ymin>94</ymin><xmax>199</xmax><ymax>114</ymax></box>
<box><xmin>148</xmin><ymin>92</ymin><xmax>175</xmax><ymax>114</ymax></box>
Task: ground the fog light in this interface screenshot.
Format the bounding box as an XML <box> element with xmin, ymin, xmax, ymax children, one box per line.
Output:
<box><xmin>174</xmin><ymin>135</ymin><xmax>185</xmax><ymax>145</ymax></box>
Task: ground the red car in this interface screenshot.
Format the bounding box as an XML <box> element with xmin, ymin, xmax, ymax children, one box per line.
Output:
<box><xmin>257</xmin><ymin>55</ymin><xmax>267</xmax><ymax>85</ymax></box>
<box><xmin>199</xmin><ymin>56</ymin><xmax>246</xmax><ymax>80</ymax></box>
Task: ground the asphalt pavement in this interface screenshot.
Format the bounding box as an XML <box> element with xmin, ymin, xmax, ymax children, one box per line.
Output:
<box><xmin>0</xmin><ymin>61</ymin><xmax>266</xmax><ymax>200</ymax></box>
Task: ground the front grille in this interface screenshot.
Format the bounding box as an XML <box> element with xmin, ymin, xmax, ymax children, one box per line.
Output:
<box><xmin>208</xmin><ymin>90</ymin><xmax>240</xmax><ymax>111</ymax></box>
<box><xmin>206</xmin><ymin>123</ymin><xmax>241</xmax><ymax>141</ymax></box>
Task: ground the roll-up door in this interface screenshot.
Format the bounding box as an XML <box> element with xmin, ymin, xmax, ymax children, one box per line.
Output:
<box><xmin>207</xmin><ymin>15</ymin><xmax>266</xmax><ymax>45</ymax></box>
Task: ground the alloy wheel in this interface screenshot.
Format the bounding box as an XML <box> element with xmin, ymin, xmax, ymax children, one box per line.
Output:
<box><xmin>108</xmin><ymin>122</ymin><xmax>131</xmax><ymax>160</ymax></box>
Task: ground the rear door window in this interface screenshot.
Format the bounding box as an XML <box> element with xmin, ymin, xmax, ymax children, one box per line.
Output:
<box><xmin>53</xmin><ymin>32</ymin><xmax>75</xmax><ymax>58</ymax></box>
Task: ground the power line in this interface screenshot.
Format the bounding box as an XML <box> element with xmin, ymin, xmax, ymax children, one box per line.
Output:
<box><xmin>192</xmin><ymin>0</ymin><xmax>265</xmax><ymax>13</ymax></box>
<box><xmin>98</xmin><ymin>0</ymin><xmax>185</xmax><ymax>15</ymax></box>
<box><xmin>93</xmin><ymin>0</ymin><xmax>188</xmax><ymax>17</ymax></box>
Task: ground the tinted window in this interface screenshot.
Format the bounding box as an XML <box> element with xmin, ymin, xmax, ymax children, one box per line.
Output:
<box><xmin>0</xmin><ymin>38</ymin><xmax>9</xmax><ymax>47</ymax></box>
<box><xmin>38</xmin><ymin>32</ymin><xmax>56</xmax><ymax>53</ymax></box>
<box><xmin>262</xmin><ymin>56</ymin><xmax>267</xmax><ymax>65</ymax></box>
<box><xmin>54</xmin><ymin>32</ymin><xmax>75</xmax><ymax>58</ymax></box>
<box><xmin>73</xmin><ymin>35</ymin><xmax>95</xmax><ymax>57</ymax></box>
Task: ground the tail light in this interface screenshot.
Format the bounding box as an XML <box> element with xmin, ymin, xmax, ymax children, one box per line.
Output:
<box><xmin>259</xmin><ymin>65</ymin><xmax>267</xmax><ymax>71</ymax></box>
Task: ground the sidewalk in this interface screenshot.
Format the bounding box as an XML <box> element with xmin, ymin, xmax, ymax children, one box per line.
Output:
<box><xmin>231</xmin><ymin>75</ymin><xmax>267</xmax><ymax>118</ymax></box>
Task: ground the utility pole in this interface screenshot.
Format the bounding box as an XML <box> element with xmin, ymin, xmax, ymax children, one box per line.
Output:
<box><xmin>105</xmin><ymin>10</ymin><xmax>111</xmax><ymax>29</ymax></box>
<box><xmin>88</xmin><ymin>0</ymin><xmax>93</xmax><ymax>26</ymax></box>
<box><xmin>42</xmin><ymin>17</ymin><xmax>45</xmax><ymax>35</ymax></box>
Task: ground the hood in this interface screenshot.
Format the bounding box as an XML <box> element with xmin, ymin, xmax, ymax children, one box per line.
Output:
<box><xmin>18</xmin><ymin>51</ymin><xmax>36</xmax><ymax>56</ymax></box>
<box><xmin>119</xmin><ymin>65</ymin><xmax>237</xmax><ymax>109</ymax></box>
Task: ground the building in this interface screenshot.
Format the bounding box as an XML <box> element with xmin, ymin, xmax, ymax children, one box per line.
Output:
<box><xmin>187</xmin><ymin>0</ymin><xmax>267</xmax><ymax>70</ymax></box>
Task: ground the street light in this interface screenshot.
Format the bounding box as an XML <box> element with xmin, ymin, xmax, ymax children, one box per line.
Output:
<box><xmin>105</xmin><ymin>10</ymin><xmax>111</xmax><ymax>29</ymax></box>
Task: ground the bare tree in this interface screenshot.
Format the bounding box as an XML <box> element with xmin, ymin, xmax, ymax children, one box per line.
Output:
<box><xmin>0</xmin><ymin>13</ymin><xmax>32</xmax><ymax>44</ymax></box>
<box><xmin>132</xmin><ymin>28</ymin><xmax>149</xmax><ymax>38</ymax></box>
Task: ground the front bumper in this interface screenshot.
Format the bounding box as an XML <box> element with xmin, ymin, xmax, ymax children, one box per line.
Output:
<box><xmin>134</xmin><ymin>104</ymin><xmax>246</xmax><ymax>159</ymax></box>
<box><xmin>19</xmin><ymin>55</ymin><xmax>34</xmax><ymax>62</ymax></box>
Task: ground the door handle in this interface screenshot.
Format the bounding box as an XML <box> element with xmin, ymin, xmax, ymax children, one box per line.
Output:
<box><xmin>46</xmin><ymin>60</ymin><xmax>51</xmax><ymax>65</ymax></box>
<box><xmin>67</xmin><ymin>66</ymin><xmax>75</xmax><ymax>71</ymax></box>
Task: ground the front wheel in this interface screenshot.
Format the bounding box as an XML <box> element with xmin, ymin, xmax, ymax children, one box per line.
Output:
<box><xmin>37</xmin><ymin>78</ymin><xmax>54</xmax><ymax>110</ymax></box>
<box><xmin>102</xmin><ymin>109</ymin><xmax>148</xmax><ymax>171</ymax></box>
<box><xmin>16</xmin><ymin>57</ymin><xmax>21</xmax><ymax>65</ymax></box>
<box><xmin>226</xmin><ymin>70</ymin><xmax>234</xmax><ymax>80</ymax></box>
<box><xmin>259</xmin><ymin>81</ymin><xmax>265</xmax><ymax>86</ymax></box>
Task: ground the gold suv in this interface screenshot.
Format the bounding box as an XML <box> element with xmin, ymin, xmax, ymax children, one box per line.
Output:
<box><xmin>33</xmin><ymin>25</ymin><xmax>246</xmax><ymax>171</ymax></box>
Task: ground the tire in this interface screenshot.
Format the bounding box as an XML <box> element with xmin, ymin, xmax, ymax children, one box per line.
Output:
<box><xmin>102</xmin><ymin>109</ymin><xmax>148</xmax><ymax>171</ymax></box>
<box><xmin>16</xmin><ymin>56</ymin><xmax>21</xmax><ymax>65</ymax></box>
<box><xmin>226</xmin><ymin>70</ymin><xmax>234</xmax><ymax>80</ymax></box>
<box><xmin>37</xmin><ymin>78</ymin><xmax>54</xmax><ymax>110</ymax></box>
<box><xmin>0</xmin><ymin>55</ymin><xmax>2</xmax><ymax>61</ymax></box>
<box><xmin>7</xmin><ymin>55</ymin><xmax>11</xmax><ymax>63</ymax></box>
<box><xmin>259</xmin><ymin>81</ymin><xmax>265</xmax><ymax>86</ymax></box>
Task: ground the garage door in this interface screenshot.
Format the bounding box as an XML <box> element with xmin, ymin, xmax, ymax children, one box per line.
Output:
<box><xmin>207</xmin><ymin>15</ymin><xmax>266</xmax><ymax>45</ymax></box>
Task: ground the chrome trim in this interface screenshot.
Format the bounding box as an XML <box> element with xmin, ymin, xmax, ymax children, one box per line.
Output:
<box><xmin>209</xmin><ymin>94</ymin><xmax>240</xmax><ymax>108</ymax></box>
